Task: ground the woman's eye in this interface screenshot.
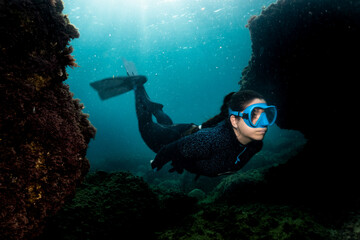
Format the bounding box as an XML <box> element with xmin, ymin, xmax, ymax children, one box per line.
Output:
<box><xmin>251</xmin><ymin>108</ymin><xmax>263</xmax><ymax>123</ymax></box>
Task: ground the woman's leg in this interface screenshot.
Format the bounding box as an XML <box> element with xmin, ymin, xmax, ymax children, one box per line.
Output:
<box><xmin>135</xmin><ymin>85</ymin><xmax>173</xmax><ymax>125</ymax></box>
<box><xmin>135</xmin><ymin>85</ymin><xmax>188</xmax><ymax>153</ymax></box>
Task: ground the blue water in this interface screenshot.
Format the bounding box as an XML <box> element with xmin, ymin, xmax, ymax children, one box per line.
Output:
<box><xmin>62</xmin><ymin>0</ymin><xmax>284</xmax><ymax>171</ymax></box>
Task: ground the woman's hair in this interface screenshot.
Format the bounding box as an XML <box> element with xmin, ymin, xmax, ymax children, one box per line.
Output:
<box><xmin>201</xmin><ymin>90</ymin><xmax>265</xmax><ymax>129</ymax></box>
<box><xmin>229</xmin><ymin>90</ymin><xmax>265</xmax><ymax>112</ymax></box>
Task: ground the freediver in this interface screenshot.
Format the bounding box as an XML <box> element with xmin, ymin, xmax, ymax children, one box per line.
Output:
<box><xmin>90</xmin><ymin>59</ymin><xmax>277</xmax><ymax>178</ymax></box>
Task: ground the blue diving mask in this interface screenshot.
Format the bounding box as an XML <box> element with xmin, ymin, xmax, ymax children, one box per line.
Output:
<box><xmin>229</xmin><ymin>103</ymin><xmax>277</xmax><ymax>128</ymax></box>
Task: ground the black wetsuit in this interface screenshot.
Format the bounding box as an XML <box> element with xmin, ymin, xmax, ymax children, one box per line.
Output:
<box><xmin>135</xmin><ymin>85</ymin><xmax>262</xmax><ymax>177</ymax></box>
<box><xmin>152</xmin><ymin>120</ymin><xmax>263</xmax><ymax>177</ymax></box>
<box><xmin>135</xmin><ymin>85</ymin><xmax>195</xmax><ymax>153</ymax></box>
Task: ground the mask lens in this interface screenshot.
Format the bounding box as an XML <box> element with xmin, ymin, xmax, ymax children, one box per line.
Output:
<box><xmin>264</xmin><ymin>107</ymin><xmax>276</xmax><ymax>124</ymax></box>
<box><xmin>250</xmin><ymin>106</ymin><xmax>277</xmax><ymax>127</ymax></box>
<box><xmin>251</xmin><ymin>107</ymin><xmax>264</xmax><ymax>125</ymax></box>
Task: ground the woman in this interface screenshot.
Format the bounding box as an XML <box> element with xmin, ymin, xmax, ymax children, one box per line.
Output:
<box><xmin>91</xmin><ymin>61</ymin><xmax>277</xmax><ymax>177</ymax></box>
<box><xmin>133</xmin><ymin>79</ymin><xmax>277</xmax><ymax>177</ymax></box>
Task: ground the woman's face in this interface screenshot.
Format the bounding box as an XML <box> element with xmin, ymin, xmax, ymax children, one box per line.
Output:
<box><xmin>230</xmin><ymin>98</ymin><xmax>268</xmax><ymax>145</ymax></box>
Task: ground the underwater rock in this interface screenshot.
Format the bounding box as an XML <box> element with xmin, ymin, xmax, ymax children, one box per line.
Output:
<box><xmin>37</xmin><ymin>171</ymin><xmax>159</xmax><ymax>239</ymax></box>
<box><xmin>37</xmin><ymin>171</ymin><xmax>198</xmax><ymax>240</ymax></box>
<box><xmin>240</xmin><ymin>0</ymin><xmax>360</xmax><ymax>204</ymax></box>
<box><xmin>210</xmin><ymin>169</ymin><xmax>266</xmax><ymax>203</ymax></box>
<box><xmin>0</xmin><ymin>0</ymin><xmax>96</xmax><ymax>239</ymax></box>
<box><xmin>36</xmin><ymin>171</ymin><xmax>352</xmax><ymax>240</ymax></box>
<box><xmin>241</xmin><ymin>0</ymin><xmax>360</xmax><ymax>136</ymax></box>
<box><xmin>158</xmin><ymin>203</ymin><xmax>335</xmax><ymax>240</ymax></box>
<box><xmin>187</xmin><ymin>188</ymin><xmax>206</xmax><ymax>201</ymax></box>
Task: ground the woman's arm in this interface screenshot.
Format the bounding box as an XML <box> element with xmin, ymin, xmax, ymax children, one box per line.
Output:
<box><xmin>151</xmin><ymin>141</ymin><xmax>180</xmax><ymax>171</ymax></box>
<box><xmin>151</xmin><ymin>130</ymin><xmax>216</xmax><ymax>172</ymax></box>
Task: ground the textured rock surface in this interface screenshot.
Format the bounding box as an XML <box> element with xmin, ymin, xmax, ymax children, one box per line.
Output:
<box><xmin>240</xmin><ymin>0</ymin><xmax>360</xmax><ymax>203</ymax></box>
<box><xmin>39</xmin><ymin>171</ymin><xmax>341</xmax><ymax>240</ymax></box>
<box><xmin>37</xmin><ymin>171</ymin><xmax>198</xmax><ymax>240</ymax></box>
<box><xmin>241</xmin><ymin>0</ymin><xmax>360</xmax><ymax>136</ymax></box>
<box><xmin>0</xmin><ymin>0</ymin><xmax>96</xmax><ymax>239</ymax></box>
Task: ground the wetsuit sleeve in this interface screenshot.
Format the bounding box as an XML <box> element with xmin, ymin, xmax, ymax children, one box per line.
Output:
<box><xmin>151</xmin><ymin>141</ymin><xmax>181</xmax><ymax>171</ymax></box>
<box><xmin>151</xmin><ymin>131</ymin><xmax>217</xmax><ymax>173</ymax></box>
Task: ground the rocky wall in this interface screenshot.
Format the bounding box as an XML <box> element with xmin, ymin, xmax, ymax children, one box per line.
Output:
<box><xmin>0</xmin><ymin>0</ymin><xmax>96</xmax><ymax>239</ymax></box>
<box><xmin>240</xmin><ymin>0</ymin><xmax>360</xmax><ymax>203</ymax></box>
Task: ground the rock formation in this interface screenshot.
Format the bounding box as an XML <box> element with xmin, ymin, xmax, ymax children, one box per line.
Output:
<box><xmin>0</xmin><ymin>0</ymin><xmax>96</xmax><ymax>239</ymax></box>
<box><xmin>240</xmin><ymin>0</ymin><xmax>360</xmax><ymax>203</ymax></box>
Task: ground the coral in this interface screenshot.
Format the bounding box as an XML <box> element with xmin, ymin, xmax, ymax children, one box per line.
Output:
<box><xmin>0</xmin><ymin>0</ymin><xmax>96</xmax><ymax>239</ymax></box>
<box><xmin>239</xmin><ymin>0</ymin><xmax>360</xmax><ymax>204</ymax></box>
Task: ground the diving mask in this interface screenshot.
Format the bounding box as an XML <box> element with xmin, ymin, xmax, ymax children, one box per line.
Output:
<box><xmin>229</xmin><ymin>103</ymin><xmax>277</xmax><ymax>128</ymax></box>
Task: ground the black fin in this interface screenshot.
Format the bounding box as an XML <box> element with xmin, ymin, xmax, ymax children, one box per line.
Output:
<box><xmin>90</xmin><ymin>75</ymin><xmax>147</xmax><ymax>100</ymax></box>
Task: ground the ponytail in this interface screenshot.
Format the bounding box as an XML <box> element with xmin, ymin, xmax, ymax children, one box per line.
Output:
<box><xmin>201</xmin><ymin>92</ymin><xmax>235</xmax><ymax>128</ymax></box>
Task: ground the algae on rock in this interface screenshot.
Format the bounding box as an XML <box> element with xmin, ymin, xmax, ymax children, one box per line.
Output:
<box><xmin>0</xmin><ymin>1</ymin><xmax>96</xmax><ymax>239</ymax></box>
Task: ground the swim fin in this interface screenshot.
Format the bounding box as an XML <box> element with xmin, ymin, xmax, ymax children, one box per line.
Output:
<box><xmin>90</xmin><ymin>75</ymin><xmax>147</xmax><ymax>100</ymax></box>
<box><xmin>122</xmin><ymin>58</ymin><xmax>138</xmax><ymax>76</ymax></box>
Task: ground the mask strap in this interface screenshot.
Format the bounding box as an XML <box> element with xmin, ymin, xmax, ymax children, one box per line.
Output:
<box><xmin>229</xmin><ymin>108</ymin><xmax>248</xmax><ymax>119</ymax></box>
